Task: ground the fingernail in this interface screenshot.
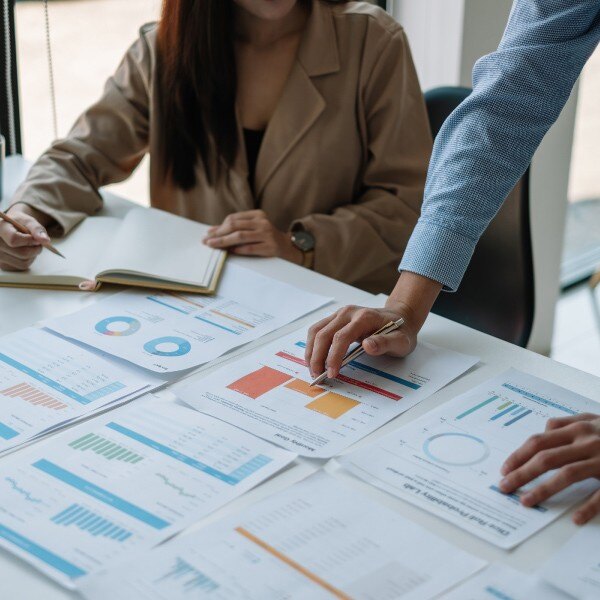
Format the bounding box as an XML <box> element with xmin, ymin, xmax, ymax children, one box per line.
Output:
<box><xmin>38</xmin><ymin>229</ymin><xmax>50</xmax><ymax>240</ymax></box>
<box><xmin>500</xmin><ymin>464</ymin><xmax>508</xmax><ymax>475</ymax></box>
<box><xmin>573</xmin><ymin>512</ymin><xmax>585</xmax><ymax>525</ymax></box>
<box><xmin>327</xmin><ymin>368</ymin><xmax>335</xmax><ymax>379</ymax></box>
<box><xmin>499</xmin><ymin>479</ymin><xmax>509</xmax><ymax>491</ymax></box>
<box><xmin>521</xmin><ymin>493</ymin><xmax>534</xmax><ymax>505</ymax></box>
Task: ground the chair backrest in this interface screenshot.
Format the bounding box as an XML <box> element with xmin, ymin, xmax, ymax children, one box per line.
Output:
<box><xmin>425</xmin><ymin>87</ymin><xmax>535</xmax><ymax>347</ymax></box>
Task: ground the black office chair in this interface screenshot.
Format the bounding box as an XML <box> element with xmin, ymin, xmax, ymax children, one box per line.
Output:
<box><xmin>425</xmin><ymin>86</ymin><xmax>534</xmax><ymax>347</ymax></box>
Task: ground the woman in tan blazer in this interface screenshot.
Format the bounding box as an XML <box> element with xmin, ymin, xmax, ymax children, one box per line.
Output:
<box><xmin>0</xmin><ymin>0</ymin><xmax>431</xmax><ymax>293</ymax></box>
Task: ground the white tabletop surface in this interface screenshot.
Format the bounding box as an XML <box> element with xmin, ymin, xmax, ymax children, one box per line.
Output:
<box><xmin>1</xmin><ymin>155</ymin><xmax>599</xmax><ymax>599</ymax></box>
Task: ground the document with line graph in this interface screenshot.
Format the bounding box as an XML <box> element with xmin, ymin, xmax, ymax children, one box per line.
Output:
<box><xmin>0</xmin><ymin>327</ymin><xmax>159</xmax><ymax>454</ymax></box>
<box><xmin>46</xmin><ymin>263</ymin><xmax>331</xmax><ymax>373</ymax></box>
<box><xmin>79</xmin><ymin>472</ymin><xmax>486</xmax><ymax>600</ymax></box>
<box><xmin>177</xmin><ymin>328</ymin><xmax>477</xmax><ymax>458</ymax></box>
<box><xmin>339</xmin><ymin>369</ymin><xmax>600</xmax><ymax>548</ymax></box>
<box><xmin>0</xmin><ymin>400</ymin><xmax>295</xmax><ymax>588</ymax></box>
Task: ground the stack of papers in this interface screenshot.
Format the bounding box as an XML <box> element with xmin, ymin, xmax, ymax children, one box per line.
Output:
<box><xmin>0</xmin><ymin>327</ymin><xmax>159</xmax><ymax>454</ymax></box>
<box><xmin>0</xmin><ymin>400</ymin><xmax>295</xmax><ymax>588</ymax></box>
<box><xmin>177</xmin><ymin>328</ymin><xmax>477</xmax><ymax>457</ymax></box>
<box><xmin>46</xmin><ymin>264</ymin><xmax>332</xmax><ymax>372</ymax></box>
<box><xmin>79</xmin><ymin>472</ymin><xmax>485</xmax><ymax>599</ymax></box>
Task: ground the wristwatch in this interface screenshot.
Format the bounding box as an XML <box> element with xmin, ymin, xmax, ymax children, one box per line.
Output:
<box><xmin>290</xmin><ymin>228</ymin><xmax>315</xmax><ymax>269</ymax></box>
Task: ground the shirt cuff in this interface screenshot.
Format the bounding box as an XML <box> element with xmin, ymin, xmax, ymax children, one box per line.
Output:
<box><xmin>399</xmin><ymin>219</ymin><xmax>478</xmax><ymax>292</ymax></box>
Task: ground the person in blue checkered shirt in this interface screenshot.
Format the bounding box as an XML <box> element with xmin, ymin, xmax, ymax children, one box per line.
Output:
<box><xmin>306</xmin><ymin>0</ymin><xmax>600</xmax><ymax>524</ymax></box>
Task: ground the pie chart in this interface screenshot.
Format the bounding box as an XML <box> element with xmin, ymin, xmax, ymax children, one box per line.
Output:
<box><xmin>143</xmin><ymin>336</ymin><xmax>191</xmax><ymax>357</ymax></box>
<box><xmin>95</xmin><ymin>316</ymin><xmax>141</xmax><ymax>337</ymax></box>
<box><xmin>422</xmin><ymin>432</ymin><xmax>490</xmax><ymax>467</ymax></box>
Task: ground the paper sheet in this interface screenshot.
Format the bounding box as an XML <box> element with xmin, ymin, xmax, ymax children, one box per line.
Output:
<box><xmin>46</xmin><ymin>263</ymin><xmax>332</xmax><ymax>372</ymax></box>
<box><xmin>539</xmin><ymin>522</ymin><xmax>600</xmax><ymax>599</ymax></box>
<box><xmin>79</xmin><ymin>472</ymin><xmax>485</xmax><ymax>600</ymax></box>
<box><xmin>441</xmin><ymin>564</ymin><xmax>569</xmax><ymax>599</ymax></box>
<box><xmin>0</xmin><ymin>400</ymin><xmax>296</xmax><ymax>588</ymax></box>
<box><xmin>177</xmin><ymin>328</ymin><xmax>477</xmax><ymax>458</ymax></box>
<box><xmin>339</xmin><ymin>369</ymin><xmax>600</xmax><ymax>548</ymax></box>
<box><xmin>0</xmin><ymin>327</ymin><xmax>158</xmax><ymax>454</ymax></box>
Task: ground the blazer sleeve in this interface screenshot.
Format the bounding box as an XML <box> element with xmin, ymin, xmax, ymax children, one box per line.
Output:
<box><xmin>292</xmin><ymin>27</ymin><xmax>432</xmax><ymax>289</ymax></box>
<box><xmin>9</xmin><ymin>26</ymin><xmax>154</xmax><ymax>234</ymax></box>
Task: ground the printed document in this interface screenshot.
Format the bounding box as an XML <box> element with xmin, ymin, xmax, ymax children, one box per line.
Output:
<box><xmin>0</xmin><ymin>327</ymin><xmax>158</xmax><ymax>454</ymax></box>
<box><xmin>177</xmin><ymin>329</ymin><xmax>477</xmax><ymax>457</ymax></box>
<box><xmin>46</xmin><ymin>263</ymin><xmax>331</xmax><ymax>372</ymax></box>
<box><xmin>539</xmin><ymin>522</ymin><xmax>600</xmax><ymax>600</ymax></box>
<box><xmin>441</xmin><ymin>564</ymin><xmax>568</xmax><ymax>599</ymax></box>
<box><xmin>340</xmin><ymin>369</ymin><xmax>600</xmax><ymax>548</ymax></box>
<box><xmin>80</xmin><ymin>472</ymin><xmax>485</xmax><ymax>600</ymax></box>
<box><xmin>0</xmin><ymin>401</ymin><xmax>295</xmax><ymax>588</ymax></box>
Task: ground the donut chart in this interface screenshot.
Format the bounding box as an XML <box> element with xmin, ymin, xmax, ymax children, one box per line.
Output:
<box><xmin>422</xmin><ymin>432</ymin><xmax>490</xmax><ymax>467</ymax></box>
<box><xmin>95</xmin><ymin>316</ymin><xmax>141</xmax><ymax>337</ymax></box>
<box><xmin>143</xmin><ymin>336</ymin><xmax>191</xmax><ymax>357</ymax></box>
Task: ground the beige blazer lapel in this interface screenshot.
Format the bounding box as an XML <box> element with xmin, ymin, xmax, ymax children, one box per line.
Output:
<box><xmin>254</xmin><ymin>0</ymin><xmax>340</xmax><ymax>198</ymax></box>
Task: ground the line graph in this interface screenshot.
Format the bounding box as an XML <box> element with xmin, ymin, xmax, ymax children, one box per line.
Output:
<box><xmin>5</xmin><ymin>477</ymin><xmax>43</xmax><ymax>503</ymax></box>
<box><xmin>155</xmin><ymin>473</ymin><xmax>197</xmax><ymax>499</ymax></box>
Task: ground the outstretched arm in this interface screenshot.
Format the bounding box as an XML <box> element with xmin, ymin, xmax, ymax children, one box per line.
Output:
<box><xmin>306</xmin><ymin>0</ymin><xmax>600</xmax><ymax>377</ymax></box>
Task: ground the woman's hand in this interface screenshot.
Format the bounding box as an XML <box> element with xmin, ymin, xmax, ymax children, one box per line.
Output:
<box><xmin>499</xmin><ymin>413</ymin><xmax>600</xmax><ymax>525</ymax></box>
<box><xmin>203</xmin><ymin>210</ymin><xmax>302</xmax><ymax>264</ymax></box>
<box><xmin>0</xmin><ymin>204</ymin><xmax>53</xmax><ymax>271</ymax></box>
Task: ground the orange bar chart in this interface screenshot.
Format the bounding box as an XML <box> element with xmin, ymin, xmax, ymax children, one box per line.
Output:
<box><xmin>306</xmin><ymin>392</ymin><xmax>360</xmax><ymax>419</ymax></box>
<box><xmin>1</xmin><ymin>382</ymin><xmax>67</xmax><ymax>410</ymax></box>
<box><xmin>227</xmin><ymin>366</ymin><xmax>293</xmax><ymax>399</ymax></box>
<box><xmin>284</xmin><ymin>379</ymin><xmax>325</xmax><ymax>398</ymax></box>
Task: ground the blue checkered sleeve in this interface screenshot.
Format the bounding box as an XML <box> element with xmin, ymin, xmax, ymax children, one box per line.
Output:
<box><xmin>400</xmin><ymin>0</ymin><xmax>600</xmax><ymax>291</ymax></box>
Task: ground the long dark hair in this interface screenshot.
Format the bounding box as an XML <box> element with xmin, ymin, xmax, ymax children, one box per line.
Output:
<box><xmin>158</xmin><ymin>0</ymin><xmax>345</xmax><ymax>190</ymax></box>
<box><xmin>158</xmin><ymin>0</ymin><xmax>237</xmax><ymax>189</ymax></box>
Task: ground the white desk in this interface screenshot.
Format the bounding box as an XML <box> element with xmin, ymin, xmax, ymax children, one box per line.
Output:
<box><xmin>1</xmin><ymin>156</ymin><xmax>599</xmax><ymax>599</ymax></box>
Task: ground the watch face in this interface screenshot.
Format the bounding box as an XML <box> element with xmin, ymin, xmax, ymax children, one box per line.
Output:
<box><xmin>292</xmin><ymin>230</ymin><xmax>315</xmax><ymax>252</ymax></box>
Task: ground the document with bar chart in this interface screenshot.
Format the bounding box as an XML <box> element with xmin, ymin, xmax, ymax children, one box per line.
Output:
<box><xmin>79</xmin><ymin>472</ymin><xmax>485</xmax><ymax>600</ymax></box>
<box><xmin>177</xmin><ymin>329</ymin><xmax>477</xmax><ymax>458</ymax></box>
<box><xmin>339</xmin><ymin>369</ymin><xmax>600</xmax><ymax>548</ymax></box>
<box><xmin>441</xmin><ymin>564</ymin><xmax>568</xmax><ymax>600</ymax></box>
<box><xmin>0</xmin><ymin>401</ymin><xmax>295</xmax><ymax>588</ymax></box>
<box><xmin>0</xmin><ymin>327</ymin><xmax>158</xmax><ymax>454</ymax></box>
<box><xmin>46</xmin><ymin>264</ymin><xmax>331</xmax><ymax>372</ymax></box>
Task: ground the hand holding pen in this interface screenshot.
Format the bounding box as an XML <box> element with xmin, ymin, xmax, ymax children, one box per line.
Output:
<box><xmin>310</xmin><ymin>318</ymin><xmax>405</xmax><ymax>386</ymax></box>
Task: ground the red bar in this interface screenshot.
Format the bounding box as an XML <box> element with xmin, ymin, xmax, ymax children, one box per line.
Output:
<box><xmin>275</xmin><ymin>351</ymin><xmax>307</xmax><ymax>367</ymax></box>
<box><xmin>336</xmin><ymin>374</ymin><xmax>402</xmax><ymax>401</ymax></box>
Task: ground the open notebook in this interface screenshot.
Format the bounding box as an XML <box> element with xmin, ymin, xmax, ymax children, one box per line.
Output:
<box><xmin>0</xmin><ymin>207</ymin><xmax>226</xmax><ymax>293</ymax></box>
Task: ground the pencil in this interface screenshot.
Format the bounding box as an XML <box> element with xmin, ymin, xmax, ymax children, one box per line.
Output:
<box><xmin>0</xmin><ymin>210</ymin><xmax>65</xmax><ymax>259</ymax></box>
<box><xmin>309</xmin><ymin>317</ymin><xmax>405</xmax><ymax>386</ymax></box>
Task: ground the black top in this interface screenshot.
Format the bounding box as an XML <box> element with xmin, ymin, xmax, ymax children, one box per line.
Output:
<box><xmin>243</xmin><ymin>128</ymin><xmax>265</xmax><ymax>194</ymax></box>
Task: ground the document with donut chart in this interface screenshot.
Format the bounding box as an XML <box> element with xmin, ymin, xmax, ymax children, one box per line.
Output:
<box><xmin>177</xmin><ymin>328</ymin><xmax>477</xmax><ymax>457</ymax></box>
<box><xmin>539</xmin><ymin>522</ymin><xmax>600</xmax><ymax>600</ymax></box>
<box><xmin>339</xmin><ymin>369</ymin><xmax>600</xmax><ymax>548</ymax></box>
<box><xmin>79</xmin><ymin>472</ymin><xmax>486</xmax><ymax>600</ymax></box>
<box><xmin>0</xmin><ymin>400</ymin><xmax>295</xmax><ymax>588</ymax></box>
<box><xmin>45</xmin><ymin>263</ymin><xmax>331</xmax><ymax>372</ymax></box>
<box><xmin>441</xmin><ymin>564</ymin><xmax>569</xmax><ymax>600</ymax></box>
<box><xmin>0</xmin><ymin>327</ymin><xmax>159</xmax><ymax>454</ymax></box>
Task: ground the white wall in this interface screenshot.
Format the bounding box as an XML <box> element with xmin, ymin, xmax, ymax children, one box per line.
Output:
<box><xmin>392</xmin><ymin>0</ymin><xmax>576</xmax><ymax>355</ymax></box>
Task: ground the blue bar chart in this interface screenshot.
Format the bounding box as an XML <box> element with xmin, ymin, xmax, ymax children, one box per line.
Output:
<box><xmin>456</xmin><ymin>395</ymin><xmax>533</xmax><ymax>427</ymax></box>
<box><xmin>156</xmin><ymin>556</ymin><xmax>219</xmax><ymax>593</ymax></box>
<box><xmin>51</xmin><ymin>505</ymin><xmax>132</xmax><ymax>541</ymax></box>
